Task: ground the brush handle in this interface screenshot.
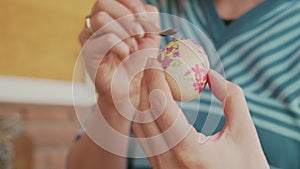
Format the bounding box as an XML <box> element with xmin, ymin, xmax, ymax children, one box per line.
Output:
<box><xmin>136</xmin><ymin>16</ymin><xmax>177</xmax><ymax>36</ymax></box>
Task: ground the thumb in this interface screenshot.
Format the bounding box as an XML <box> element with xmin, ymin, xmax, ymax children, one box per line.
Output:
<box><xmin>208</xmin><ymin>70</ymin><xmax>255</xmax><ymax>135</ymax></box>
<box><xmin>138</xmin><ymin>67</ymin><xmax>150</xmax><ymax>112</ymax></box>
<box><xmin>138</xmin><ymin>58</ymin><xmax>170</xmax><ymax>111</ymax></box>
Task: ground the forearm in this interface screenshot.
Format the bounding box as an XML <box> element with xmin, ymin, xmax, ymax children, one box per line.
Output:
<box><xmin>68</xmin><ymin>99</ymin><xmax>132</xmax><ymax>169</ymax></box>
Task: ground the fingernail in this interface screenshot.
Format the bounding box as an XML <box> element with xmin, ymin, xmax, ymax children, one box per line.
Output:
<box><xmin>130</xmin><ymin>38</ymin><xmax>138</xmax><ymax>52</ymax></box>
<box><xmin>146</xmin><ymin>58</ymin><xmax>162</xmax><ymax>69</ymax></box>
<box><xmin>145</xmin><ymin>58</ymin><xmax>155</xmax><ymax>68</ymax></box>
<box><xmin>208</xmin><ymin>69</ymin><xmax>226</xmax><ymax>102</ymax></box>
<box><xmin>131</xmin><ymin>23</ymin><xmax>145</xmax><ymax>37</ymax></box>
<box><xmin>131</xmin><ymin>3</ymin><xmax>146</xmax><ymax>13</ymax></box>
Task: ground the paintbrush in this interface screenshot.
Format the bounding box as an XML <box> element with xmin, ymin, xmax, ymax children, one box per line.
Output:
<box><xmin>136</xmin><ymin>15</ymin><xmax>177</xmax><ymax>37</ymax></box>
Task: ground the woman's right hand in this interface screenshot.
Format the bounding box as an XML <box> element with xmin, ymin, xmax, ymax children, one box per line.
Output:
<box><xmin>79</xmin><ymin>0</ymin><xmax>161</xmax><ymax>108</ymax></box>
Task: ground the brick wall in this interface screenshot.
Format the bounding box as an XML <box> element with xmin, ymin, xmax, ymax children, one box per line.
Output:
<box><xmin>0</xmin><ymin>102</ymin><xmax>87</xmax><ymax>169</ymax></box>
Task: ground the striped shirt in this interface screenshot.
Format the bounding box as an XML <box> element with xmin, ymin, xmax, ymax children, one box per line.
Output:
<box><xmin>129</xmin><ymin>0</ymin><xmax>300</xmax><ymax>168</ymax></box>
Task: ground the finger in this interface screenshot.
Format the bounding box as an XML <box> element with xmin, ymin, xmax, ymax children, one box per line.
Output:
<box><xmin>143</xmin><ymin>4</ymin><xmax>159</xmax><ymax>22</ymax></box>
<box><xmin>144</xmin><ymin>58</ymin><xmax>189</xmax><ymax>130</ymax></box>
<box><xmin>224</xmin><ymin>82</ymin><xmax>256</xmax><ymax>135</ymax></box>
<box><xmin>117</xmin><ymin>0</ymin><xmax>146</xmax><ymax>13</ymax></box>
<box><xmin>90</xmin><ymin>11</ymin><xmax>138</xmax><ymax>52</ymax></box>
<box><xmin>208</xmin><ymin>69</ymin><xmax>226</xmax><ymax>102</ymax></box>
<box><xmin>137</xmin><ymin>58</ymin><xmax>201</xmax><ymax>161</ymax></box>
<box><xmin>208</xmin><ymin>70</ymin><xmax>255</xmax><ymax>135</ymax></box>
<box><xmin>135</xmin><ymin>5</ymin><xmax>161</xmax><ymax>48</ymax></box>
<box><xmin>117</xmin><ymin>2</ymin><xmax>159</xmax><ymax>33</ymax></box>
<box><xmin>134</xmin><ymin>74</ymin><xmax>169</xmax><ymax>157</ymax></box>
<box><xmin>138</xmin><ymin>67</ymin><xmax>150</xmax><ymax>111</ymax></box>
<box><xmin>143</xmin><ymin>58</ymin><xmax>192</xmax><ymax>147</ymax></box>
<box><xmin>133</xmin><ymin>74</ymin><xmax>171</xmax><ymax>158</ymax></box>
<box><xmin>92</xmin><ymin>0</ymin><xmax>144</xmax><ymax>36</ymax></box>
<box><xmin>79</xmin><ymin>28</ymin><xmax>92</xmax><ymax>47</ymax></box>
<box><xmin>142</xmin><ymin>4</ymin><xmax>161</xmax><ymax>39</ymax></box>
<box><xmin>82</xmin><ymin>33</ymin><xmax>129</xmax><ymax>63</ymax></box>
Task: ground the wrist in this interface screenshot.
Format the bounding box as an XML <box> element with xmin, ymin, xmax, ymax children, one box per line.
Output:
<box><xmin>97</xmin><ymin>98</ymin><xmax>132</xmax><ymax>136</ymax></box>
<box><xmin>83</xmin><ymin>101</ymin><xmax>132</xmax><ymax>157</ymax></box>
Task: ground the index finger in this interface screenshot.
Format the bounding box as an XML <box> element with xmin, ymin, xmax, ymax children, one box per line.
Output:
<box><xmin>208</xmin><ymin>70</ymin><xmax>255</xmax><ymax>136</ymax></box>
<box><xmin>91</xmin><ymin>0</ymin><xmax>144</xmax><ymax>36</ymax></box>
<box><xmin>117</xmin><ymin>0</ymin><xmax>146</xmax><ymax>13</ymax></box>
<box><xmin>143</xmin><ymin>58</ymin><xmax>191</xmax><ymax>135</ymax></box>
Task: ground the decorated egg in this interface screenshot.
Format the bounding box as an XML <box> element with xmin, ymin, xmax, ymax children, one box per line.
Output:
<box><xmin>158</xmin><ymin>38</ymin><xmax>210</xmax><ymax>101</ymax></box>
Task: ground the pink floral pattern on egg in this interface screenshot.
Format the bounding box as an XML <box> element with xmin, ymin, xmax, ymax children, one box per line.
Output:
<box><xmin>159</xmin><ymin>38</ymin><xmax>210</xmax><ymax>93</ymax></box>
<box><xmin>158</xmin><ymin>39</ymin><xmax>182</xmax><ymax>69</ymax></box>
<box><xmin>184</xmin><ymin>64</ymin><xmax>208</xmax><ymax>92</ymax></box>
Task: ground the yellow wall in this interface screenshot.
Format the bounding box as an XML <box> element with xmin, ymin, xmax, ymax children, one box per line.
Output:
<box><xmin>0</xmin><ymin>0</ymin><xmax>94</xmax><ymax>81</ymax></box>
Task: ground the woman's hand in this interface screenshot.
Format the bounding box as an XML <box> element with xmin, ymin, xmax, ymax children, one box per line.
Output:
<box><xmin>133</xmin><ymin>58</ymin><xmax>270</xmax><ymax>169</ymax></box>
<box><xmin>79</xmin><ymin>0</ymin><xmax>161</xmax><ymax>106</ymax></box>
<box><xmin>78</xmin><ymin>0</ymin><xmax>161</xmax><ymax>135</ymax></box>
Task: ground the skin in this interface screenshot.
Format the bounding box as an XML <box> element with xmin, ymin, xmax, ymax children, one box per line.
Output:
<box><xmin>68</xmin><ymin>0</ymin><xmax>269</xmax><ymax>168</ymax></box>
<box><xmin>69</xmin><ymin>1</ymin><xmax>160</xmax><ymax>169</ymax></box>
<box><xmin>133</xmin><ymin>59</ymin><xmax>269</xmax><ymax>169</ymax></box>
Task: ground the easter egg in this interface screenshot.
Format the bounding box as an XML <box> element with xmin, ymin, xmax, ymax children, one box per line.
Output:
<box><xmin>158</xmin><ymin>38</ymin><xmax>210</xmax><ymax>101</ymax></box>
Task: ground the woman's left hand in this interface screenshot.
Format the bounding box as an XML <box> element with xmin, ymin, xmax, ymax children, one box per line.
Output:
<box><xmin>132</xmin><ymin>58</ymin><xmax>269</xmax><ymax>169</ymax></box>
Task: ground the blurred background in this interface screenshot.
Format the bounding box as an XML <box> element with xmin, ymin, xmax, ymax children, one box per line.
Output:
<box><xmin>0</xmin><ymin>0</ymin><xmax>95</xmax><ymax>168</ymax></box>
